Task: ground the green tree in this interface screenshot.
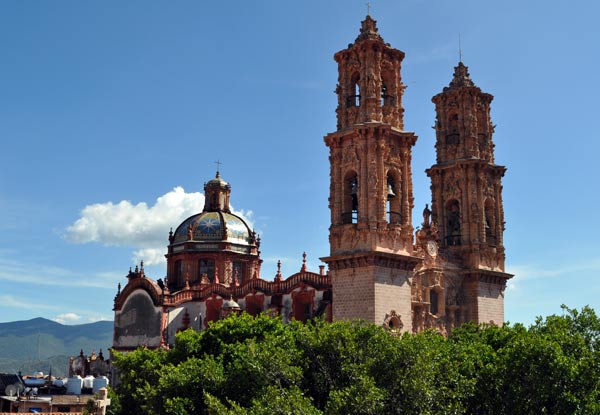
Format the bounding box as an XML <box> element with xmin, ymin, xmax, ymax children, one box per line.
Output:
<box><xmin>110</xmin><ymin>307</ymin><xmax>600</xmax><ymax>415</ymax></box>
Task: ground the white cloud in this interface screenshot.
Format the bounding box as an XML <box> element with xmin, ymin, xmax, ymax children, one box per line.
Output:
<box><xmin>65</xmin><ymin>186</ymin><xmax>255</xmax><ymax>267</ymax></box>
<box><xmin>54</xmin><ymin>313</ymin><xmax>82</xmax><ymax>324</ymax></box>
<box><xmin>133</xmin><ymin>248</ymin><xmax>166</xmax><ymax>266</ymax></box>
<box><xmin>65</xmin><ymin>187</ymin><xmax>204</xmax><ymax>248</ymax></box>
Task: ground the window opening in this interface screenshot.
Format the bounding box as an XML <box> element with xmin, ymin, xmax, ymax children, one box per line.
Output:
<box><xmin>198</xmin><ymin>259</ymin><xmax>215</xmax><ymax>282</ymax></box>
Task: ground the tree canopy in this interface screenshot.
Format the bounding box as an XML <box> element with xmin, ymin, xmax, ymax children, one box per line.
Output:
<box><xmin>109</xmin><ymin>305</ymin><xmax>600</xmax><ymax>415</ymax></box>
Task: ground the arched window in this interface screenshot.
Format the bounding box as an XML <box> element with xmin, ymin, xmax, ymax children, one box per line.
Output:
<box><xmin>347</xmin><ymin>72</ymin><xmax>361</xmax><ymax>107</ymax></box>
<box><xmin>343</xmin><ymin>171</ymin><xmax>359</xmax><ymax>224</ymax></box>
<box><xmin>198</xmin><ymin>259</ymin><xmax>215</xmax><ymax>282</ymax></box>
<box><xmin>445</xmin><ymin>199</ymin><xmax>461</xmax><ymax>246</ymax></box>
<box><xmin>484</xmin><ymin>199</ymin><xmax>496</xmax><ymax>246</ymax></box>
<box><xmin>381</xmin><ymin>82</ymin><xmax>387</xmax><ymax>106</ymax></box>
<box><xmin>386</xmin><ymin>172</ymin><xmax>401</xmax><ymax>224</ymax></box>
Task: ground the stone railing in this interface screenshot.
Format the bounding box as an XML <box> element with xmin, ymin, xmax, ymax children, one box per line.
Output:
<box><xmin>163</xmin><ymin>272</ymin><xmax>332</xmax><ymax>306</ymax></box>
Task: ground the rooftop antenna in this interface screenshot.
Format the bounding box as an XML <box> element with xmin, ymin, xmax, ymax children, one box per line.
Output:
<box><xmin>366</xmin><ymin>2</ymin><xmax>371</xmax><ymax>16</ymax></box>
<box><xmin>458</xmin><ymin>33</ymin><xmax>463</xmax><ymax>63</ymax></box>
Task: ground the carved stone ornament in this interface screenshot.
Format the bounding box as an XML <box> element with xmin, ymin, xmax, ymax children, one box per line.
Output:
<box><xmin>383</xmin><ymin>310</ymin><xmax>403</xmax><ymax>332</ymax></box>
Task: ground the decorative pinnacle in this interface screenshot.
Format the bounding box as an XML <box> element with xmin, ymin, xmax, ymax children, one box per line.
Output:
<box><xmin>446</xmin><ymin>61</ymin><xmax>475</xmax><ymax>91</ymax></box>
<box><xmin>275</xmin><ymin>260</ymin><xmax>283</xmax><ymax>282</ymax></box>
<box><xmin>355</xmin><ymin>14</ymin><xmax>383</xmax><ymax>43</ymax></box>
<box><xmin>301</xmin><ymin>252</ymin><xmax>307</xmax><ymax>272</ymax></box>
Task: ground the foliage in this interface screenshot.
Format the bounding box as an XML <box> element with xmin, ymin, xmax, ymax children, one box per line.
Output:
<box><xmin>110</xmin><ymin>307</ymin><xmax>600</xmax><ymax>415</ymax></box>
<box><xmin>82</xmin><ymin>398</ymin><xmax>96</xmax><ymax>415</ymax></box>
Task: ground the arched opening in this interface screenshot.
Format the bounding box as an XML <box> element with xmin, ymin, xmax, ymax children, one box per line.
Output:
<box><xmin>430</xmin><ymin>289</ymin><xmax>439</xmax><ymax>315</ymax></box>
<box><xmin>445</xmin><ymin>199</ymin><xmax>461</xmax><ymax>246</ymax></box>
<box><xmin>380</xmin><ymin>71</ymin><xmax>395</xmax><ymax>108</ymax></box>
<box><xmin>342</xmin><ymin>171</ymin><xmax>359</xmax><ymax>224</ymax></box>
<box><xmin>346</xmin><ymin>72</ymin><xmax>361</xmax><ymax>107</ymax></box>
<box><xmin>386</xmin><ymin>172</ymin><xmax>401</xmax><ymax>224</ymax></box>
<box><xmin>198</xmin><ymin>259</ymin><xmax>215</xmax><ymax>283</ymax></box>
<box><xmin>484</xmin><ymin>198</ymin><xmax>496</xmax><ymax>246</ymax></box>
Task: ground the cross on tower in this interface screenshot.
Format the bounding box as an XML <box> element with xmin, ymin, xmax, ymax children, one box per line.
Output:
<box><xmin>215</xmin><ymin>160</ymin><xmax>222</xmax><ymax>175</ymax></box>
<box><xmin>366</xmin><ymin>2</ymin><xmax>371</xmax><ymax>16</ymax></box>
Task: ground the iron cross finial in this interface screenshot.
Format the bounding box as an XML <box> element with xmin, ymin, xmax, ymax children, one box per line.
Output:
<box><xmin>366</xmin><ymin>2</ymin><xmax>371</xmax><ymax>16</ymax></box>
<box><xmin>215</xmin><ymin>159</ymin><xmax>222</xmax><ymax>175</ymax></box>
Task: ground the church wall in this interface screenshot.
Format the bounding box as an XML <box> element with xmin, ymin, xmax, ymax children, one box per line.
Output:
<box><xmin>475</xmin><ymin>280</ymin><xmax>505</xmax><ymax>325</ymax></box>
<box><xmin>113</xmin><ymin>289</ymin><xmax>162</xmax><ymax>349</ymax></box>
<box><xmin>331</xmin><ymin>268</ymin><xmax>376</xmax><ymax>322</ymax></box>
<box><xmin>374</xmin><ymin>268</ymin><xmax>413</xmax><ymax>332</ymax></box>
<box><xmin>166</xmin><ymin>302</ymin><xmax>205</xmax><ymax>343</ymax></box>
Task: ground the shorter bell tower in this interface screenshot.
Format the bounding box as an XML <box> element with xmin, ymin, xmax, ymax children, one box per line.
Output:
<box><xmin>426</xmin><ymin>62</ymin><xmax>512</xmax><ymax>324</ymax></box>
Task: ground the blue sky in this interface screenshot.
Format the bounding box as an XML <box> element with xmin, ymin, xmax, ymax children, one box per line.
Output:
<box><xmin>1</xmin><ymin>1</ymin><xmax>599</xmax><ymax>326</ymax></box>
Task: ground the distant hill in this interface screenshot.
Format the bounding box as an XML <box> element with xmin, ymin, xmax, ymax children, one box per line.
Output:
<box><xmin>0</xmin><ymin>317</ymin><xmax>113</xmax><ymax>377</ymax></box>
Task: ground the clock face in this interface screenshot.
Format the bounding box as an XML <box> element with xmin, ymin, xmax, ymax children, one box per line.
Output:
<box><xmin>426</xmin><ymin>240</ymin><xmax>438</xmax><ymax>257</ymax></box>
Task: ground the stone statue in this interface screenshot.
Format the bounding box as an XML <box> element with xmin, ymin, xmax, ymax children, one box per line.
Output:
<box><xmin>423</xmin><ymin>204</ymin><xmax>431</xmax><ymax>226</ymax></box>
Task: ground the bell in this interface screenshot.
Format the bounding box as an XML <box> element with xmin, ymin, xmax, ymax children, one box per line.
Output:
<box><xmin>350</xmin><ymin>180</ymin><xmax>358</xmax><ymax>195</ymax></box>
<box><xmin>387</xmin><ymin>183</ymin><xmax>396</xmax><ymax>199</ymax></box>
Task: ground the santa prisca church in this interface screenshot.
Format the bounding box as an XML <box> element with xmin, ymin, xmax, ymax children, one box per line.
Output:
<box><xmin>112</xmin><ymin>15</ymin><xmax>512</xmax><ymax>352</ymax></box>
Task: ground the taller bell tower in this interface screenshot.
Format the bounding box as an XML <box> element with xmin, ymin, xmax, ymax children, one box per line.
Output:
<box><xmin>426</xmin><ymin>62</ymin><xmax>512</xmax><ymax>324</ymax></box>
<box><xmin>322</xmin><ymin>16</ymin><xmax>421</xmax><ymax>329</ymax></box>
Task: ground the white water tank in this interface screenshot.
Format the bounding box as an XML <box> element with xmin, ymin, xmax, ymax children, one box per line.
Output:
<box><xmin>66</xmin><ymin>376</ymin><xmax>82</xmax><ymax>395</ymax></box>
<box><xmin>93</xmin><ymin>376</ymin><xmax>109</xmax><ymax>393</ymax></box>
<box><xmin>83</xmin><ymin>375</ymin><xmax>94</xmax><ymax>389</ymax></box>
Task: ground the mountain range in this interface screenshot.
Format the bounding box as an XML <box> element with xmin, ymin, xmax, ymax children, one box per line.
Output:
<box><xmin>0</xmin><ymin>317</ymin><xmax>113</xmax><ymax>378</ymax></box>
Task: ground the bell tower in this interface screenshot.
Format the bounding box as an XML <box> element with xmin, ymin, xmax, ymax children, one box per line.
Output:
<box><xmin>322</xmin><ymin>16</ymin><xmax>421</xmax><ymax>329</ymax></box>
<box><xmin>426</xmin><ymin>62</ymin><xmax>512</xmax><ymax>324</ymax></box>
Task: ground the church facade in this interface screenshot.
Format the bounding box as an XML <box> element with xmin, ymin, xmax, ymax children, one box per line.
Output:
<box><xmin>112</xmin><ymin>15</ymin><xmax>511</xmax><ymax>352</ymax></box>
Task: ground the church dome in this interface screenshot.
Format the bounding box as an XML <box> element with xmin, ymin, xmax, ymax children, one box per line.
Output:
<box><xmin>169</xmin><ymin>171</ymin><xmax>255</xmax><ymax>246</ymax></box>
<box><xmin>172</xmin><ymin>210</ymin><xmax>253</xmax><ymax>245</ymax></box>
